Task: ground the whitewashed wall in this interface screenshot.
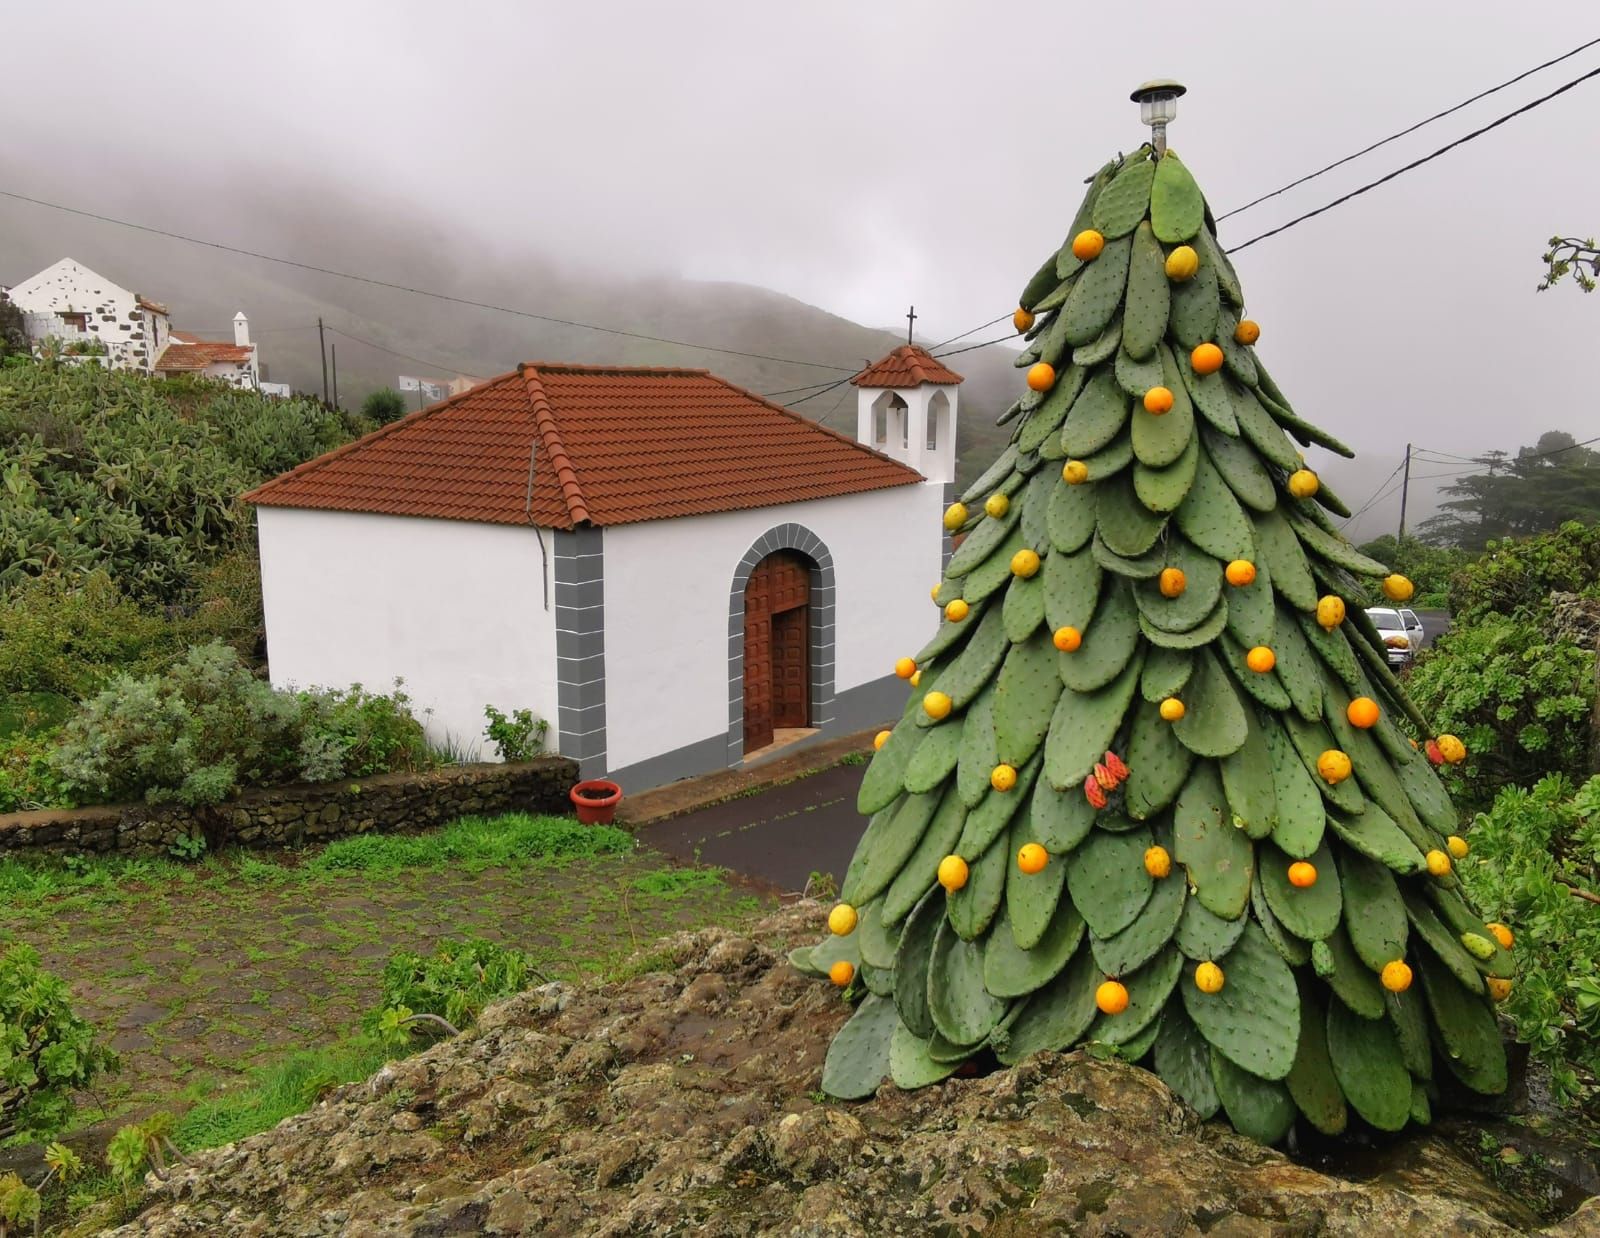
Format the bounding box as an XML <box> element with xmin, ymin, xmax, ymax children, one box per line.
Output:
<box><xmin>256</xmin><ymin>506</ymin><xmax>557</xmax><ymax>760</ymax></box>
<box><xmin>601</xmin><ymin>482</ymin><xmax>943</xmax><ymax>773</ymax></box>
<box><xmin>6</xmin><ymin>259</ymin><xmax>163</xmax><ymax>371</ymax></box>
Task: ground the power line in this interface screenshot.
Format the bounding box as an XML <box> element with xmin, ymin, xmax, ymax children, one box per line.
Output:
<box><xmin>1338</xmin><ymin>461</ymin><xmax>1406</xmax><ymax>526</ymax></box>
<box><xmin>929</xmin><ymin>313</ymin><xmax>1011</xmax><ymax>352</ymax></box>
<box><xmin>934</xmin><ymin>331</ymin><xmax>1021</xmax><ymax>359</ymax></box>
<box><xmin>1217</xmin><ymin>36</ymin><xmax>1600</xmax><ymax>221</ymax></box>
<box><xmin>0</xmin><ymin>188</ymin><xmax>859</xmax><ymax>375</ymax></box>
<box><xmin>324</xmin><ymin>325</ymin><xmax>484</xmax><ymax>381</ymax></box>
<box><xmin>1228</xmin><ymin>64</ymin><xmax>1600</xmax><ymax>253</ymax></box>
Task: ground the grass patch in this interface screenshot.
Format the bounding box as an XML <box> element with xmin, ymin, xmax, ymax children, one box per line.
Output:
<box><xmin>306</xmin><ymin>813</ymin><xmax>633</xmax><ymax>874</ymax></box>
<box><xmin>173</xmin><ymin>1037</ymin><xmax>391</xmax><ymax>1152</ymax></box>
<box><xmin>631</xmin><ymin>867</ymin><xmax>728</xmax><ymax>899</ymax></box>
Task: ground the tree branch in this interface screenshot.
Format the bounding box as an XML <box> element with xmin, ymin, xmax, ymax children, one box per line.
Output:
<box><xmin>1539</xmin><ymin>236</ymin><xmax>1599</xmax><ymax>292</ymax></box>
<box><xmin>1556</xmin><ymin>877</ymin><xmax>1600</xmax><ymax>906</ymax></box>
<box><xmin>397</xmin><ymin>1012</ymin><xmax>461</xmax><ymax>1038</ymax></box>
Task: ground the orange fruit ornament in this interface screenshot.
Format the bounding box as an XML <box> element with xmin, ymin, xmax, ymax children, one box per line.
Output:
<box><xmin>1425</xmin><ymin>849</ymin><xmax>1452</xmax><ymax>877</ymax></box>
<box><xmin>937</xmin><ymin>854</ymin><xmax>969</xmax><ymax>892</ymax></box>
<box><xmin>829</xmin><ymin>960</ymin><xmax>855</xmax><ymax>987</ymax></box>
<box><xmin>1316</xmin><ymin>595</ymin><xmax>1346</xmax><ymax>630</ymax></box>
<box><xmin>1246</xmin><ymin>646</ymin><xmax>1276</xmax><ymax>673</ymax></box>
<box><xmin>1288</xmin><ymin>861</ymin><xmax>1317</xmax><ymax>888</ymax></box>
<box><xmin>1027</xmin><ymin>362</ymin><xmax>1057</xmax><ymax>392</ymax></box>
<box><xmin>1381</xmin><ymin>961</ymin><xmax>1413</xmax><ymax>993</ymax></box>
<box><xmin>1159</xmin><ymin>697</ymin><xmax>1185</xmax><ymax>722</ymax></box>
<box><xmin>1054</xmin><ymin>625</ymin><xmax>1083</xmax><ymax>652</ymax></box>
<box><xmin>1072</xmin><ymin>229</ymin><xmax>1105</xmax><ymax>260</ymax></box>
<box><xmin>1013</xmin><ymin>307</ymin><xmax>1035</xmax><ymax>333</ymax></box>
<box><xmin>1194</xmin><ymin>962</ymin><xmax>1225</xmax><ymax>994</ymax></box>
<box><xmin>945</xmin><ymin>598</ymin><xmax>970</xmax><ymax>622</ymax></box>
<box><xmin>1288</xmin><ymin>469</ymin><xmax>1319</xmax><ymax>498</ymax></box>
<box><xmin>1447</xmin><ymin>835</ymin><xmax>1470</xmax><ymax>859</ymax></box>
<box><xmin>984</xmin><ymin>493</ymin><xmax>1010</xmax><ymax>519</ymax></box>
<box><xmin>910</xmin><ymin>669</ymin><xmax>921</xmax><ymax>687</ymax></box>
<box><xmin>1159</xmin><ymin>567</ymin><xmax>1187</xmax><ymax>598</ymax></box>
<box><xmin>894</xmin><ymin>657</ymin><xmax>916</xmax><ymax>679</ymax></box>
<box><xmin>1437</xmin><ymin>734</ymin><xmax>1467</xmax><ymax>764</ymax></box>
<box><xmin>1346</xmin><ymin>697</ymin><xmax>1380</xmax><ymax>729</ymax></box>
<box><xmin>1011</xmin><ymin>548</ymin><xmax>1042</xmax><ymax>578</ymax></box>
<box><xmin>923</xmin><ymin>691</ymin><xmax>953</xmax><ymax>721</ymax></box>
<box><xmin>828</xmin><ymin>903</ymin><xmax>858</xmax><ymax>936</ymax></box>
<box><xmin>991</xmin><ymin>764</ymin><xmax>1018</xmax><ymax>793</ymax></box>
<box><xmin>1143</xmin><ymin>386</ymin><xmax>1175</xmax><ymax>414</ymax></box>
<box><xmin>1096</xmin><ymin>979</ymin><xmax>1129</xmax><ymax>1015</ymax></box>
<box><xmin>873</xmin><ymin>730</ymin><xmax>890</xmax><ymax>751</ymax></box>
<box><xmin>1488</xmin><ymin>977</ymin><xmax>1512</xmax><ymax>1002</ymax></box>
<box><xmin>1487</xmin><ymin>922</ymin><xmax>1514</xmax><ymax>950</ymax></box>
<box><xmin>1317</xmin><ymin>749</ymin><xmax>1352</xmax><ymax>784</ymax></box>
<box><xmin>1144</xmin><ymin>845</ymin><xmax>1172</xmax><ymax>878</ymax></box>
<box><xmin>1063</xmin><ymin>459</ymin><xmax>1089</xmax><ymax>485</ymax></box>
<box><xmin>1190</xmin><ymin>342</ymin><xmax>1224</xmax><ymax>375</ymax></box>
<box><xmin>1017</xmin><ymin>843</ymin><xmax>1048</xmax><ymax>874</ymax></box>
<box><xmin>1234</xmin><ymin>318</ymin><xmax>1261</xmax><ymax>345</ymax></box>
<box><xmin>1382</xmin><ymin>574</ymin><xmax>1415</xmax><ymax>602</ymax></box>
<box><xmin>1225</xmin><ymin>560</ymin><xmax>1257</xmax><ymax>586</ymax></box>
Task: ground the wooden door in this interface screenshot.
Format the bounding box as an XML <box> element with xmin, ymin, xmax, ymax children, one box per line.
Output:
<box><xmin>742</xmin><ymin>552</ymin><xmax>811</xmax><ymax>752</ymax></box>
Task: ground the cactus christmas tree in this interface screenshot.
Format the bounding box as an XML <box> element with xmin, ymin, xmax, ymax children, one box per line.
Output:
<box><xmin>798</xmin><ymin>131</ymin><xmax>1512</xmax><ymax>1144</ymax></box>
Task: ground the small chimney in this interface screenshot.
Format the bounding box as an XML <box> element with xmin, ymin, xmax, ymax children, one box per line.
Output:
<box><xmin>233</xmin><ymin>311</ymin><xmax>250</xmax><ymax>347</ymax></box>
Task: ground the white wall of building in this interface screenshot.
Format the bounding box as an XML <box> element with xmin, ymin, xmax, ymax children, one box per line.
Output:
<box><xmin>256</xmin><ymin>506</ymin><xmax>557</xmax><ymax>760</ymax></box>
<box><xmin>6</xmin><ymin>258</ymin><xmax>165</xmax><ymax>372</ymax></box>
<box><xmin>856</xmin><ymin>383</ymin><xmax>959</xmax><ymax>483</ymax></box>
<box><xmin>600</xmin><ymin>483</ymin><xmax>943</xmax><ymax>772</ymax></box>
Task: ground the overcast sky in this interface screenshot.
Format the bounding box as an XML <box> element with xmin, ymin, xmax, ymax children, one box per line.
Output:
<box><xmin>5</xmin><ymin>1</ymin><xmax>1598</xmax><ymax>474</ymax></box>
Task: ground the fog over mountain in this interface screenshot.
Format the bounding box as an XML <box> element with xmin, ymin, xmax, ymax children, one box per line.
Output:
<box><xmin>5</xmin><ymin>1</ymin><xmax>1597</xmax><ymax>538</ymax></box>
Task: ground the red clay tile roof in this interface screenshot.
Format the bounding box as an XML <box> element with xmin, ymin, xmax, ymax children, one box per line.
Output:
<box><xmin>243</xmin><ymin>364</ymin><xmax>923</xmax><ymax>530</ymax></box>
<box><xmin>155</xmin><ymin>339</ymin><xmax>254</xmax><ymax>371</ymax></box>
<box><xmin>136</xmin><ymin>295</ymin><xmax>169</xmax><ymax>315</ymax></box>
<box><xmin>851</xmin><ymin>344</ymin><xmax>964</xmax><ymax>389</ymax></box>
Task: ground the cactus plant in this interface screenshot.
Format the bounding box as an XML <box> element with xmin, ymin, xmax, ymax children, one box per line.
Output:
<box><xmin>811</xmin><ymin>132</ymin><xmax>1509</xmax><ymax>1143</ymax></box>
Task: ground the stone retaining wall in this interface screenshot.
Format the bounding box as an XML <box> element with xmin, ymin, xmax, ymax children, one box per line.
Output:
<box><xmin>0</xmin><ymin>759</ymin><xmax>579</xmax><ymax>858</ymax></box>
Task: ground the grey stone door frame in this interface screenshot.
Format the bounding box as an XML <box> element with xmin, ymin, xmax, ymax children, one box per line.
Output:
<box><xmin>726</xmin><ymin>523</ymin><xmax>836</xmax><ymax>766</ymax></box>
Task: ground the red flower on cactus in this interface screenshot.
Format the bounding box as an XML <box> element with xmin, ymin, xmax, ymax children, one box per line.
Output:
<box><xmin>1084</xmin><ymin>775</ymin><xmax>1108</xmax><ymax>809</ymax></box>
<box><xmin>1103</xmin><ymin>751</ymin><xmax>1129</xmax><ymax>783</ymax></box>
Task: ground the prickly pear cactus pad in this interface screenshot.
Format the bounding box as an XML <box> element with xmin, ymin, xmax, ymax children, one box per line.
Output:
<box><xmin>807</xmin><ymin>141</ymin><xmax>1505</xmax><ymax>1145</ymax></box>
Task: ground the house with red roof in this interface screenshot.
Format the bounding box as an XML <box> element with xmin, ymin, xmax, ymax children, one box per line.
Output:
<box><xmin>152</xmin><ymin>314</ymin><xmax>260</xmax><ymax>389</ymax></box>
<box><xmin>244</xmin><ymin>347</ymin><xmax>963</xmax><ymax>787</ymax></box>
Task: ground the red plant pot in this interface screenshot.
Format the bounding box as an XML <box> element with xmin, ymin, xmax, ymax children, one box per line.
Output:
<box><xmin>570</xmin><ymin>778</ymin><xmax>623</xmax><ymax>825</ymax></box>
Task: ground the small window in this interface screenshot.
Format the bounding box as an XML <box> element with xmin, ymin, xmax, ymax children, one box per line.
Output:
<box><xmin>873</xmin><ymin>405</ymin><xmax>887</xmax><ymax>444</ymax></box>
<box><xmin>60</xmin><ymin>312</ymin><xmax>88</xmax><ymax>331</ymax></box>
<box><xmin>900</xmin><ymin>406</ymin><xmax>908</xmax><ymax>449</ymax></box>
<box><xmin>926</xmin><ymin>412</ymin><xmax>938</xmax><ymax>451</ymax></box>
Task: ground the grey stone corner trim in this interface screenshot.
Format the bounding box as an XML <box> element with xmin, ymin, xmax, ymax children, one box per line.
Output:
<box><xmin>726</xmin><ymin>522</ymin><xmax>837</xmax><ymax>766</ymax></box>
<box><xmin>552</xmin><ymin>526</ymin><xmax>608</xmax><ymax>779</ymax></box>
<box><xmin>941</xmin><ymin>481</ymin><xmax>956</xmax><ymax>570</ymax></box>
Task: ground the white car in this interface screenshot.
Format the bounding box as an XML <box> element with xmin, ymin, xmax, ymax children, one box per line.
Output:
<box><xmin>1366</xmin><ymin>607</ymin><xmax>1426</xmax><ymax>667</ymax></box>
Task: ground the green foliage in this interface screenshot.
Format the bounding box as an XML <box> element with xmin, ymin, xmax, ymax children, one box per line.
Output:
<box><xmin>1354</xmin><ymin>535</ymin><xmax>1468</xmax><ymax>602</ymax></box>
<box><xmin>307</xmin><ymin>811</ymin><xmax>632</xmax><ymax>874</ymax></box>
<box><xmin>371</xmin><ymin>937</ymin><xmax>537</xmax><ymax>1039</ymax></box>
<box><xmin>1539</xmin><ymin>236</ymin><xmax>1599</xmax><ymax>294</ymax></box>
<box><xmin>631</xmin><ymin>866</ymin><xmax>727</xmax><ymax>898</ymax></box>
<box><xmin>0</xmin><ymin>944</ymin><xmax>118</xmax><ymax>1143</ymax></box>
<box><xmin>0</xmin><ymin>296</ymin><xmax>27</xmax><ymax>363</ymax></box>
<box><xmin>0</xmin><ymin>732</ymin><xmax>69</xmax><ymax>813</ymax></box>
<box><xmin>0</xmin><ymin>363</ymin><xmax>353</xmax><ymax>603</ymax></box>
<box><xmin>47</xmin><ymin>643</ymin><xmax>431</xmax><ymax>807</ymax></box>
<box><xmin>1408</xmin><ymin>612</ymin><xmax>1594</xmax><ymax>811</ymax></box>
<box><xmin>1447</xmin><ymin>521</ymin><xmax>1600</xmax><ymax>626</ymax></box>
<box><xmin>482</xmin><ymin>705</ymin><xmax>549</xmax><ymax>762</ymax></box>
<box><xmin>1456</xmin><ymin>775</ymin><xmax>1600</xmax><ymax>1103</ymax></box>
<box><xmin>173</xmin><ymin>1038</ymin><xmax>389</xmax><ymax>1151</ymax></box>
<box><xmin>1418</xmin><ymin>436</ymin><xmax>1600</xmax><ymax>551</ymax></box>
<box><xmin>360</xmin><ymin>388</ymin><xmax>407</xmax><ymax>425</ymax></box>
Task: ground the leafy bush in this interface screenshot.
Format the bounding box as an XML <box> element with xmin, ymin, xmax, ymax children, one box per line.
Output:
<box><xmin>0</xmin><ymin>733</ymin><xmax>70</xmax><ymax>813</ymax></box>
<box><xmin>1407</xmin><ymin>611</ymin><xmax>1594</xmax><ymax>811</ymax></box>
<box><xmin>360</xmin><ymin>388</ymin><xmax>407</xmax><ymax>425</ymax></box>
<box><xmin>1356</xmin><ymin>535</ymin><xmax>1469</xmax><ymax>601</ymax></box>
<box><xmin>482</xmin><ymin>705</ymin><xmax>549</xmax><ymax>762</ymax></box>
<box><xmin>0</xmin><ymin>363</ymin><xmax>352</xmax><ymax>603</ymax></box>
<box><xmin>307</xmin><ymin>812</ymin><xmax>631</xmax><ymax>874</ymax></box>
<box><xmin>47</xmin><ymin>643</ymin><xmax>431</xmax><ymax>807</ymax></box>
<box><xmin>0</xmin><ymin>944</ymin><xmax>118</xmax><ymax>1143</ymax></box>
<box><xmin>1448</xmin><ymin>520</ymin><xmax>1600</xmax><ymax>626</ymax></box>
<box><xmin>369</xmin><ymin>937</ymin><xmax>536</xmax><ymax>1042</ymax></box>
<box><xmin>1456</xmin><ymin>775</ymin><xmax>1600</xmax><ymax>1103</ymax></box>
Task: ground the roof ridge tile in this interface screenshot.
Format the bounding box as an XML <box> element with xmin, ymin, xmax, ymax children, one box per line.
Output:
<box><xmin>521</xmin><ymin>365</ymin><xmax>590</xmax><ymax>526</ymax></box>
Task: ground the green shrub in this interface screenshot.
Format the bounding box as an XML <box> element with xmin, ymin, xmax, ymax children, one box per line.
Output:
<box><xmin>0</xmin><ymin>944</ymin><xmax>119</xmax><ymax>1142</ymax></box>
<box><xmin>360</xmin><ymin>388</ymin><xmax>407</xmax><ymax>426</ymax></box>
<box><xmin>1448</xmin><ymin>521</ymin><xmax>1600</xmax><ymax>625</ymax></box>
<box><xmin>482</xmin><ymin>705</ymin><xmax>549</xmax><ymax>762</ymax></box>
<box><xmin>1356</xmin><ymin>535</ymin><xmax>1469</xmax><ymax>601</ymax></box>
<box><xmin>369</xmin><ymin>937</ymin><xmax>536</xmax><ymax>1040</ymax></box>
<box><xmin>307</xmin><ymin>812</ymin><xmax>631</xmax><ymax>874</ymax></box>
<box><xmin>1456</xmin><ymin>774</ymin><xmax>1600</xmax><ymax>1103</ymax></box>
<box><xmin>46</xmin><ymin>643</ymin><xmax>431</xmax><ymax>807</ymax></box>
<box><xmin>1407</xmin><ymin>611</ymin><xmax>1594</xmax><ymax>812</ymax></box>
<box><xmin>0</xmin><ymin>733</ymin><xmax>70</xmax><ymax>812</ymax></box>
<box><xmin>0</xmin><ymin>572</ymin><xmax>181</xmax><ymax>699</ymax></box>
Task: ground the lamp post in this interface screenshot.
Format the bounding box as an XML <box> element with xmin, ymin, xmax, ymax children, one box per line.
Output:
<box><xmin>1130</xmin><ymin>79</ymin><xmax>1186</xmax><ymax>156</ymax></box>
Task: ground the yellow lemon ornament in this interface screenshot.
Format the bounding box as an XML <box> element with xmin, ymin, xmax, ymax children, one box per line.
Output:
<box><xmin>1194</xmin><ymin>962</ymin><xmax>1225</xmax><ymax>994</ymax></box>
<box><xmin>943</xmin><ymin>502</ymin><xmax>968</xmax><ymax>531</ymax></box>
<box><xmin>828</xmin><ymin>904</ymin><xmax>858</xmax><ymax>936</ymax></box>
<box><xmin>1164</xmin><ymin>246</ymin><xmax>1199</xmax><ymax>281</ymax></box>
<box><xmin>937</xmin><ymin>854</ymin><xmax>969</xmax><ymax>892</ymax></box>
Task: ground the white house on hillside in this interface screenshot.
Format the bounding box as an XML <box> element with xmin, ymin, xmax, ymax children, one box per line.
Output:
<box><xmin>6</xmin><ymin>258</ymin><xmax>261</xmax><ymax>388</ymax></box>
<box><xmin>244</xmin><ymin>347</ymin><xmax>963</xmax><ymax>789</ymax></box>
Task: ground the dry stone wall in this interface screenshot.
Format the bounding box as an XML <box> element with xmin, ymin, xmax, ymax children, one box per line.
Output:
<box><xmin>0</xmin><ymin>759</ymin><xmax>577</xmax><ymax>858</ymax></box>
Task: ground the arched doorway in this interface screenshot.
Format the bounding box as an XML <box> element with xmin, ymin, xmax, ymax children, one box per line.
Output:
<box><xmin>742</xmin><ymin>550</ymin><xmax>813</xmax><ymax>752</ymax></box>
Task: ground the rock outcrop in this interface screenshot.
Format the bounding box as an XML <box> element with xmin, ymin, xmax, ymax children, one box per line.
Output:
<box><xmin>104</xmin><ymin>905</ymin><xmax>1598</xmax><ymax>1236</ymax></box>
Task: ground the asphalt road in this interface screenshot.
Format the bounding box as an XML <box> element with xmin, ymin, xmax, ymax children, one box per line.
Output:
<box><xmin>1416</xmin><ymin>609</ymin><xmax>1450</xmax><ymax>648</ymax></box>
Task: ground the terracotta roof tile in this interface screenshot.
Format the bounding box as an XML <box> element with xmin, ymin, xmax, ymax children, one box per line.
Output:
<box><xmin>155</xmin><ymin>339</ymin><xmax>254</xmax><ymax>370</ymax></box>
<box><xmin>243</xmin><ymin>363</ymin><xmax>923</xmax><ymax>530</ymax></box>
<box><xmin>851</xmin><ymin>344</ymin><xmax>964</xmax><ymax>389</ymax></box>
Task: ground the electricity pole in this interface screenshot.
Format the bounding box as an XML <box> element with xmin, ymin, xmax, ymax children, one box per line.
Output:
<box><xmin>1397</xmin><ymin>442</ymin><xmax>1411</xmax><ymax>541</ymax></box>
<box><xmin>331</xmin><ymin>343</ymin><xmax>339</xmax><ymax>409</ymax></box>
<box><xmin>318</xmin><ymin>318</ymin><xmax>329</xmax><ymax>404</ymax></box>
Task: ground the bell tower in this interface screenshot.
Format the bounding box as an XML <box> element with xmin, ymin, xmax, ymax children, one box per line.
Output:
<box><xmin>850</xmin><ymin>343</ymin><xmax>963</xmax><ymax>484</ymax></box>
